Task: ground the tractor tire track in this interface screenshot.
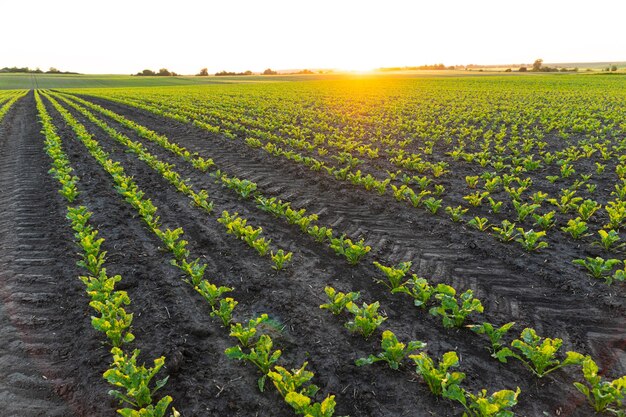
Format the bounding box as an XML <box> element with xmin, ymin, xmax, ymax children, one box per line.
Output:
<box><xmin>0</xmin><ymin>92</ymin><xmax>88</xmax><ymax>416</ymax></box>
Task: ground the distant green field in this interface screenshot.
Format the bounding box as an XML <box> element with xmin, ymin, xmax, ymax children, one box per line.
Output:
<box><xmin>0</xmin><ymin>73</ymin><xmax>288</xmax><ymax>90</ymax></box>
<box><xmin>0</xmin><ymin>70</ymin><xmax>600</xmax><ymax>90</ymax></box>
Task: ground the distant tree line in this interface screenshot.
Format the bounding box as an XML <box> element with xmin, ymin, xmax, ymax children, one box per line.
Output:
<box><xmin>213</xmin><ymin>70</ymin><xmax>253</xmax><ymax>76</ymax></box>
<box><xmin>134</xmin><ymin>68</ymin><xmax>178</xmax><ymax>76</ymax></box>
<box><xmin>292</xmin><ymin>69</ymin><xmax>315</xmax><ymax>74</ymax></box>
<box><xmin>198</xmin><ymin>68</ymin><xmax>318</xmax><ymax>76</ymax></box>
<box><xmin>0</xmin><ymin>66</ymin><xmax>79</xmax><ymax>74</ymax></box>
<box><xmin>380</xmin><ymin>64</ymin><xmax>452</xmax><ymax>71</ymax></box>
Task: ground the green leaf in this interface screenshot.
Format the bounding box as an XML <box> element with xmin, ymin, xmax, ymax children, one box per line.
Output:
<box><xmin>573</xmin><ymin>382</ymin><xmax>590</xmax><ymax>397</ymax></box>
<box><xmin>285</xmin><ymin>391</ymin><xmax>311</xmax><ymax>410</ymax></box>
<box><xmin>225</xmin><ymin>345</ymin><xmax>244</xmax><ymax>359</ymax></box>
<box><xmin>441</xmin><ymin>351</ymin><xmax>459</xmax><ymax>370</ymax></box>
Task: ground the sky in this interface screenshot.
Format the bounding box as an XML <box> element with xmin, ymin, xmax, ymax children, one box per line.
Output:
<box><xmin>2</xmin><ymin>0</ymin><xmax>625</xmax><ymax>74</ymax></box>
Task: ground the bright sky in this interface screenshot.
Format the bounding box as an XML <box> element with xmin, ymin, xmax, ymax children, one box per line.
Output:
<box><xmin>2</xmin><ymin>0</ymin><xmax>625</xmax><ymax>74</ymax></box>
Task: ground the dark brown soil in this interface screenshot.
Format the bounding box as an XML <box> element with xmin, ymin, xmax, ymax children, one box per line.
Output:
<box><xmin>0</xmin><ymin>90</ymin><xmax>624</xmax><ymax>417</ymax></box>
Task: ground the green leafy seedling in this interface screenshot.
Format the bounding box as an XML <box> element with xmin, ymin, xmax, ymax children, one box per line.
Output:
<box><xmin>117</xmin><ymin>396</ymin><xmax>173</xmax><ymax>417</ymax></box>
<box><xmin>230</xmin><ymin>314</ymin><xmax>269</xmax><ymax>347</ymax></box>
<box><xmin>462</xmin><ymin>387</ymin><xmax>521</xmax><ymax>417</ymax></box>
<box><xmin>467</xmin><ymin>321</ymin><xmax>516</xmax><ymax>363</ymax></box>
<box><xmin>429</xmin><ymin>285</ymin><xmax>484</xmax><ymax>328</ymax></box>
<box><xmin>90</xmin><ymin>291</ymin><xmax>135</xmax><ymax>347</ymax></box>
<box><xmin>284</xmin><ymin>392</ymin><xmax>337</xmax><ymax>417</ymax></box>
<box><xmin>492</xmin><ymin>220</ymin><xmax>518</xmax><ymax>242</ymax></box>
<box><xmin>561</xmin><ymin>217</ymin><xmax>589</xmax><ymax>239</ymax></box>
<box><xmin>104</xmin><ymin>347</ymin><xmax>169</xmax><ymax>408</ymax></box>
<box><xmin>211</xmin><ymin>297</ymin><xmax>238</xmax><ymax>326</ymax></box>
<box><xmin>373</xmin><ymin>261</ymin><xmax>412</xmax><ymax>291</ymax></box>
<box><xmin>573</xmin><ymin>257</ymin><xmax>622</xmax><ymax>283</ymax></box>
<box><xmin>194</xmin><ymin>279</ymin><xmax>233</xmax><ymax>307</ymax></box>
<box><xmin>172</xmin><ymin>257</ymin><xmax>207</xmax><ymax>286</ymax></box>
<box><xmin>467</xmin><ymin>217</ymin><xmax>490</xmax><ymax>231</ymax></box>
<box><xmin>345</xmin><ymin>301</ymin><xmax>387</xmax><ymax>338</ymax></box>
<box><xmin>510</xmin><ymin>328</ymin><xmax>584</xmax><ymax>377</ymax></box>
<box><xmin>446</xmin><ymin>205</ymin><xmax>468</xmax><ymax>222</ymax></box>
<box><xmin>392</xmin><ymin>275</ymin><xmax>435</xmax><ymax>308</ymax></box>
<box><xmin>271</xmin><ymin>249</ymin><xmax>293</xmax><ymax>271</ymax></box>
<box><xmin>225</xmin><ymin>334</ymin><xmax>282</xmax><ymax>392</ymax></box>
<box><xmin>515</xmin><ymin>228</ymin><xmax>548</xmax><ymax>251</ymax></box>
<box><xmin>411</xmin><ymin>351</ymin><xmax>465</xmax><ymax>398</ymax></box>
<box><xmin>79</xmin><ymin>270</ymin><xmax>121</xmax><ymax>303</ymax></box>
<box><xmin>573</xmin><ymin>356</ymin><xmax>626</xmax><ymax>414</ymax></box>
<box><xmin>594</xmin><ymin>230</ymin><xmax>624</xmax><ymax>251</ymax></box>
<box><xmin>355</xmin><ymin>330</ymin><xmax>426</xmax><ymax>370</ymax></box>
<box><xmin>268</xmin><ymin>361</ymin><xmax>319</xmax><ymax>398</ymax></box>
<box><xmin>319</xmin><ymin>286</ymin><xmax>360</xmax><ymax>315</ymax></box>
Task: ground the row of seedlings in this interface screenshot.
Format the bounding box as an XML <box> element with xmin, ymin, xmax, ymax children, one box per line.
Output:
<box><xmin>36</xmin><ymin>90</ymin><xmax>176</xmax><ymax>417</ymax></box>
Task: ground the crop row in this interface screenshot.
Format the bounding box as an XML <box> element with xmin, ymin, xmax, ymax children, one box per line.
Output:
<box><xmin>0</xmin><ymin>90</ymin><xmax>27</xmax><ymax>123</ymax></box>
<box><xmin>35</xmin><ymin>90</ymin><xmax>176</xmax><ymax>417</ymax></box>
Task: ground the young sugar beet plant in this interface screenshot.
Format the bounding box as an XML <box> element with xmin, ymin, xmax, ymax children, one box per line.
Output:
<box><xmin>411</xmin><ymin>351</ymin><xmax>520</xmax><ymax>417</ymax></box>
<box><xmin>104</xmin><ymin>348</ymin><xmax>173</xmax><ymax>416</ymax></box>
<box><xmin>269</xmin><ymin>363</ymin><xmax>339</xmax><ymax>417</ymax></box>
<box><xmin>345</xmin><ymin>300</ymin><xmax>387</xmax><ymax>338</ymax></box>
<box><xmin>373</xmin><ymin>260</ymin><xmax>412</xmax><ymax>290</ymax></box>
<box><xmin>63</xmin><ymin>88</ymin><xmax>626</xmax><ymax>412</ymax></box>
<box><xmin>372</xmin><ymin>261</ymin><xmax>484</xmax><ymax>322</ymax></box>
<box><xmin>70</xmin><ymin>82</ymin><xmax>321</xmax><ymax>219</ymax></box>
<box><xmin>573</xmin><ymin>356</ymin><xmax>626</xmax><ymax>416</ymax></box>
<box><xmin>226</xmin><ymin>327</ymin><xmax>339</xmax><ymax>415</ymax></box>
<box><xmin>378</xmin><ymin>256</ymin><xmax>626</xmax><ymax>413</ymax></box>
<box><xmin>491</xmin><ymin>220</ymin><xmax>518</xmax><ymax>243</ymax></box>
<box><xmin>319</xmin><ymin>286</ymin><xmax>360</xmax><ymax>315</ymax></box>
<box><xmin>594</xmin><ymin>229</ymin><xmax>624</xmax><ymax>252</ymax></box>
<box><xmin>257</xmin><ymin>194</ymin><xmax>373</xmax><ymax>267</ymax></box>
<box><xmin>319</xmin><ymin>287</ymin><xmax>386</xmax><ymax>338</ymax></box>
<box><xmin>573</xmin><ymin>257</ymin><xmax>623</xmax><ymax>284</ymax></box>
<box><xmin>321</xmin><ymin>284</ymin><xmax>518</xmax><ymax>415</ymax></box>
<box><xmin>355</xmin><ymin>330</ymin><xmax>426</xmax><ymax>370</ymax></box>
<box><xmin>329</xmin><ymin>234</ymin><xmax>371</xmax><ymax>265</ymax></box>
<box><xmin>369</xmin><ymin>260</ymin><xmax>620</xmax><ymax>407</ymax></box>
<box><xmin>68</xmin><ymin>102</ymin><xmax>355</xmax><ymax>271</ymax></box>
<box><xmin>503</xmin><ymin>328</ymin><xmax>585</xmax><ymax>378</ymax></box>
<box><xmin>515</xmin><ymin>228</ymin><xmax>549</xmax><ymax>252</ymax></box>
<box><xmin>467</xmin><ymin>321</ymin><xmax>516</xmax><ymax>363</ymax></box>
<box><xmin>226</xmin><ymin>334</ymin><xmax>282</xmax><ymax>392</ymax></box>
<box><xmin>218</xmin><ymin>211</ymin><xmax>293</xmax><ymax>270</ymax></box>
<box><xmin>429</xmin><ymin>284</ymin><xmax>484</xmax><ymax>329</ymax></box>
<box><xmin>67</xmin><ymin>207</ymin><xmax>176</xmax><ymax>416</ymax></box>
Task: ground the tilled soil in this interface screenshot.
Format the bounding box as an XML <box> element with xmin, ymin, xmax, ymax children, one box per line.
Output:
<box><xmin>0</xmin><ymin>90</ymin><xmax>624</xmax><ymax>417</ymax></box>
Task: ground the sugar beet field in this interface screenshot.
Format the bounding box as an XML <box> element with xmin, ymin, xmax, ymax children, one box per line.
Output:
<box><xmin>0</xmin><ymin>75</ymin><xmax>625</xmax><ymax>417</ymax></box>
